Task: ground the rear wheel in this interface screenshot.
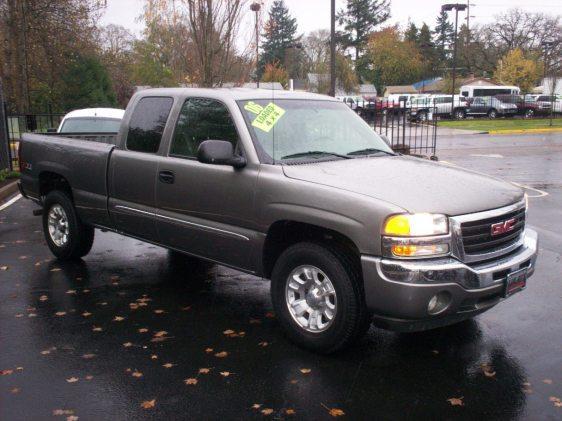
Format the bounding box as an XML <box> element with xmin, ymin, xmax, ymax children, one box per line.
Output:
<box><xmin>417</xmin><ymin>110</ymin><xmax>428</xmax><ymax>122</ymax></box>
<box><xmin>524</xmin><ymin>109</ymin><xmax>534</xmax><ymax>118</ymax></box>
<box><xmin>43</xmin><ymin>190</ymin><xmax>94</xmax><ymax>260</ymax></box>
<box><xmin>271</xmin><ymin>242</ymin><xmax>371</xmax><ymax>354</ymax></box>
<box><xmin>454</xmin><ymin>109</ymin><xmax>466</xmax><ymax>120</ymax></box>
<box><xmin>487</xmin><ymin>108</ymin><xmax>498</xmax><ymax>119</ymax></box>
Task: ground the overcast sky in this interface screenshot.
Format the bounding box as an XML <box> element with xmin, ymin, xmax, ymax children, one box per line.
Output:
<box><xmin>100</xmin><ymin>0</ymin><xmax>562</xmax><ymax>44</ymax></box>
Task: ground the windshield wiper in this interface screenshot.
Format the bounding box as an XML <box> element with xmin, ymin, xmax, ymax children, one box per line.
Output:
<box><xmin>346</xmin><ymin>148</ymin><xmax>395</xmax><ymax>157</ymax></box>
<box><xmin>281</xmin><ymin>151</ymin><xmax>351</xmax><ymax>160</ymax></box>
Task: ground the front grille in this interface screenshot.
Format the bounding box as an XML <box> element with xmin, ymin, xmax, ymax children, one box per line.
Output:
<box><xmin>460</xmin><ymin>207</ymin><xmax>525</xmax><ymax>256</ymax></box>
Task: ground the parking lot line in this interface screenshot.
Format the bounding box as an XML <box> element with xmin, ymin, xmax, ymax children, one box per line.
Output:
<box><xmin>0</xmin><ymin>194</ymin><xmax>22</xmax><ymax>211</ymax></box>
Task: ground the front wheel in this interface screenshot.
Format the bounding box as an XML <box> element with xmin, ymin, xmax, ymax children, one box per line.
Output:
<box><xmin>43</xmin><ymin>190</ymin><xmax>94</xmax><ymax>260</ymax></box>
<box><xmin>454</xmin><ymin>109</ymin><xmax>466</xmax><ymax>120</ymax></box>
<box><xmin>488</xmin><ymin>109</ymin><xmax>498</xmax><ymax>119</ymax></box>
<box><xmin>270</xmin><ymin>242</ymin><xmax>371</xmax><ymax>353</ymax></box>
<box><xmin>524</xmin><ymin>109</ymin><xmax>534</xmax><ymax>118</ymax></box>
<box><xmin>417</xmin><ymin>110</ymin><xmax>428</xmax><ymax>122</ymax></box>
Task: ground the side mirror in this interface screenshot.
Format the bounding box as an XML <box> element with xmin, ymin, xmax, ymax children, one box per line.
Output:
<box><xmin>197</xmin><ymin>140</ymin><xmax>246</xmax><ymax>169</ymax></box>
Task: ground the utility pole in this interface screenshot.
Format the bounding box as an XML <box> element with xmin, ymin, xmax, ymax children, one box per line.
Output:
<box><xmin>329</xmin><ymin>0</ymin><xmax>336</xmax><ymax>97</ymax></box>
<box><xmin>541</xmin><ymin>40</ymin><xmax>556</xmax><ymax>127</ymax></box>
<box><xmin>250</xmin><ymin>3</ymin><xmax>262</xmax><ymax>88</ymax></box>
<box><xmin>442</xmin><ymin>4</ymin><xmax>467</xmax><ymax>117</ymax></box>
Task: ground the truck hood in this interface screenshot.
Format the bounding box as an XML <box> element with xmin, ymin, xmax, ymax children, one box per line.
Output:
<box><xmin>282</xmin><ymin>156</ymin><xmax>523</xmax><ymax>215</ymax></box>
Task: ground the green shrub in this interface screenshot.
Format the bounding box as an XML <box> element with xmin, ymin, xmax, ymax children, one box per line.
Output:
<box><xmin>0</xmin><ymin>169</ymin><xmax>20</xmax><ymax>182</ymax></box>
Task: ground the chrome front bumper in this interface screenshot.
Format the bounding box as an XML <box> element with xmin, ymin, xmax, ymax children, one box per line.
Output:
<box><xmin>361</xmin><ymin>229</ymin><xmax>538</xmax><ymax>331</ymax></box>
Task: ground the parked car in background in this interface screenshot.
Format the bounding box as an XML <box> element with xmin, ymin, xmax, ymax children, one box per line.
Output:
<box><xmin>409</xmin><ymin>95</ymin><xmax>467</xmax><ymax>121</ymax></box>
<box><xmin>466</xmin><ymin>97</ymin><xmax>518</xmax><ymax>118</ymax></box>
<box><xmin>495</xmin><ymin>94</ymin><xmax>551</xmax><ymax>118</ymax></box>
<box><xmin>534</xmin><ymin>95</ymin><xmax>562</xmax><ymax>114</ymax></box>
<box><xmin>57</xmin><ymin>108</ymin><xmax>125</xmax><ymax>133</ymax></box>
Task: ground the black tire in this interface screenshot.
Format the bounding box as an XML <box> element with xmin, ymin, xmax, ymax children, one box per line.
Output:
<box><xmin>524</xmin><ymin>109</ymin><xmax>534</xmax><ymax>118</ymax></box>
<box><xmin>454</xmin><ymin>109</ymin><xmax>466</xmax><ymax>120</ymax></box>
<box><xmin>270</xmin><ymin>242</ymin><xmax>371</xmax><ymax>354</ymax></box>
<box><xmin>42</xmin><ymin>190</ymin><xmax>94</xmax><ymax>260</ymax></box>
<box><xmin>417</xmin><ymin>110</ymin><xmax>428</xmax><ymax>122</ymax></box>
<box><xmin>487</xmin><ymin>108</ymin><xmax>498</xmax><ymax>119</ymax></box>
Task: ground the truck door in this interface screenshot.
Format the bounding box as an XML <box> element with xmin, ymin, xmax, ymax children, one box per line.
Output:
<box><xmin>108</xmin><ymin>96</ymin><xmax>174</xmax><ymax>241</ymax></box>
<box><xmin>154</xmin><ymin>97</ymin><xmax>259</xmax><ymax>271</ymax></box>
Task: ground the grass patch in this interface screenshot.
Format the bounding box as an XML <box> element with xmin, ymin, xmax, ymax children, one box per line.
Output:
<box><xmin>437</xmin><ymin>118</ymin><xmax>562</xmax><ymax>131</ymax></box>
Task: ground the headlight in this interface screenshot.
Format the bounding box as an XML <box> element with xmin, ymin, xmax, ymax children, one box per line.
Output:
<box><xmin>382</xmin><ymin>213</ymin><xmax>450</xmax><ymax>258</ymax></box>
<box><xmin>383</xmin><ymin>213</ymin><xmax>448</xmax><ymax>237</ymax></box>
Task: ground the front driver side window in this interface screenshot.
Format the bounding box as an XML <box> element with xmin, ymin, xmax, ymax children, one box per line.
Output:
<box><xmin>170</xmin><ymin>98</ymin><xmax>239</xmax><ymax>158</ymax></box>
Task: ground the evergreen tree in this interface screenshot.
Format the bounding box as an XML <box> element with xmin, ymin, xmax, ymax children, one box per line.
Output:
<box><xmin>404</xmin><ymin>22</ymin><xmax>418</xmax><ymax>44</ymax></box>
<box><xmin>434</xmin><ymin>10</ymin><xmax>454</xmax><ymax>63</ymax></box>
<box><xmin>260</xmin><ymin>1</ymin><xmax>299</xmax><ymax>76</ymax></box>
<box><xmin>417</xmin><ymin>23</ymin><xmax>438</xmax><ymax>77</ymax></box>
<box><xmin>60</xmin><ymin>55</ymin><xmax>117</xmax><ymax>111</ymax></box>
<box><xmin>338</xmin><ymin>0</ymin><xmax>390</xmax><ymax>80</ymax></box>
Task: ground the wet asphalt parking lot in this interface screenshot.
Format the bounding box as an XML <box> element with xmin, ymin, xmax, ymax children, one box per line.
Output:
<box><xmin>1</xmin><ymin>132</ymin><xmax>561</xmax><ymax>420</ymax></box>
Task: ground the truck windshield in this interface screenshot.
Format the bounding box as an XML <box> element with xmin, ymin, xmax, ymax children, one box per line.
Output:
<box><xmin>238</xmin><ymin>99</ymin><xmax>393</xmax><ymax>162</ymax></box>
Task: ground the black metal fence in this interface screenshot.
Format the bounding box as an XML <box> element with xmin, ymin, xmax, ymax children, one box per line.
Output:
<box><xmin>5</xmin><ymin>113</ymin><xmax>64</xmax><ymax>170</ymax></box>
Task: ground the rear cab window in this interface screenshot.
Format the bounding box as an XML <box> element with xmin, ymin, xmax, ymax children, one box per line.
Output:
<box><xmin>126</xmin><ymin>97</ymin><xmax>174</xmax><ymax>153</ymax></box>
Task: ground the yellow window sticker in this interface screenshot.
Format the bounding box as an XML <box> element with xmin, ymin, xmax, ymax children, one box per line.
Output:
<box><xmin>250</xmin><ymin>102</ymin><xmax>286</xmax><ymax>133</ymax></box>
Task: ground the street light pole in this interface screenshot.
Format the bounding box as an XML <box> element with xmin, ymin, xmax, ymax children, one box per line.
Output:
<box><xmin>329</xmin><ymin>0</ymin><xmax>336</xmax><ymax>97</ymax></box>
<box><xmin>250</xmin><ymin>3</ymin><xmax>262</xmax><ymax>88</ymax></box>
<box><xmin>442</xmin><ymin>4</ymin><xmax>467</xmax><ymax>117</ymax></box>
<box><xmin>541</xmin><ymin>40</ymin><xmax>556</xmax><ymax>127</ymax></box>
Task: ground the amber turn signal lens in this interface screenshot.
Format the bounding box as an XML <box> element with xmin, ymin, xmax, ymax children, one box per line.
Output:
<box><xmin>391</xmin><ymin>244</ymin><xmax>449</xmax><ymax>257</ymax></box>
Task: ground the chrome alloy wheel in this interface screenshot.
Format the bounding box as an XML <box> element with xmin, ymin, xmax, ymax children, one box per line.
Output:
<box><xmin>47</xmin><ymin>204</ymin><xmax>69</xmax><ymax>247</ymax></box>
<box><xmin>285</xmin><ymin>265</ymin><xmax>337</xmax><ymax>333</ymax></box>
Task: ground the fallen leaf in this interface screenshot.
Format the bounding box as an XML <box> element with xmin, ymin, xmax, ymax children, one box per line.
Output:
<box><xmin>0</xmin><ymin>266</ymin><xmax>8</xmax><ymax>271</ymax></box>
<box><xmin>184</xmin><ymin>378</ymin><xmax>198</xmax><ymax>385</ymax></box>
<box><xmin>549</xmin><ymin>396</ymin><xmax>561</xmax><ymax>403</ymax></box>
<box><xmin>81</xmin><ymin>312</ymin><xmax>92</xmax><ymax>317</ymax></box>
<box><xmin>153</xmin><ymin>330</ymin><xmax>168</xmax><ymax>337</ymax></box>
<box><xmin>251</xmin><ymin>404</ymin><xmax>262</xmax><ymax>409</ymax></box>
<box><xmin>1</xmin><ymin>369</ymin><xmax>14</xmax><ymax>375</ymax></box>
<box><xmin>328</xmin><ymin>408</ymin><xmax>345</xmax><ymax>417</ymax></box>
<box><xmin>113</xmin><ymin>316</ymin><xmax>125</xmax><ymax>322</ymax></box>
<box><xmin>220</xmin><ymin>371</ymin><xmax>231</xmax><ymax>377</ymax></box>
<box><xmin>16</xmin><ymin>367</ymin><xmax>23</xmax><ymax>371</ymax></box>
<box><xmin>286</xmin><ymin>409</ymin><xmax>296</xmax><ymax>415</ymax></box>
<box><xmin>39</xmin><ymin>295</ymin><xmax>48</xmax><ymax>302</ymax></box>
<box><xmin>92</xmin><ymin>326</ymin><xmax>103</xmax><ymax>332</ymax></box>
<box><xmin>132</xmin><ymin>370</ymin><xmax>143</xmax><ymax>378</ymax></box>
<box><xmin>447</xmin><ymin>397</ymin><xmax>464</xmax><ymax>406</ymax></box>
<box><xmin>66</xmin><ymin>377</ymin><xmax>79</xmax><ymax>383</ymax></box>
<box><xmin>290</xmin><ymin>379</ymin><xmax>298</xmax><ymax>384</ymax></box>
<box><xmin>258</xmin><ymin>341</ymin><xmax>269</xmax><ymax>347</ymax></box>
<box><xmin>162</xmin><ymin>363</ymin><xmax>174</xmax><ymax>368</ymax></box>
<box><xmin>15</xmin><ymin>313</ymin><xmax>24</xmax><ymax>318</ymax></box>
<box><xmin>66</xmin><ymin>290</ymin><xmax>77</xmax><ymax>295</ymax></box>
<box><xmin>214</xmin><ymin>351</ymin><xmax>228</xmax><ymax>358</ymax></box>
<box><xmin>138</xmin><ymin>328</ymin><xmax>149</xmax><ymax>333</ymax></box>
<box><xmin>55</xmin><ymin>311</ymin><xmax>66</xmax><ymax>317</ymax></box>
<box><xmin>261</xmin><ymin>408</ymin><xmax>274</xmax><ymax>415</ymax></box>
<box><xmin>66</xmin><ymin>416</ymin><xmax>79</xmax><ymax>421</ymax></box>
<box><xmin>198</xmin><ymin>368</ymin><xmax>211</xmax><ymax>374</ymax></box>
<box><xmin>543</xmin><ymin>379</ymin><xmax>553</xmax><ymax>385</ymax></box>
<box><xmin>85</xmin><ymin>375</ymin><xmax>93</xmax><ymax>380</ymax></box>
<box><xmin>153</xmin><ymin>309</ymin><xmax>165</xmax><ymax>314</ymax></box>
<box><xmin>53</xmin><ymin>409</ymin><xmax>75</xmax><ymax>416</ymax></box>
<box><xmin>123</xmin><ymin>342</ymin><xmax>133</xmax><ymax>348</ymax></box>
<box><xmin>10</xmin><ymin>387</ymin><xmax>20</xmax><ymax>394</ymax></box>
<box><xmin>82</xmin><ymin>354</ymin><xmax>96</xmax><ymax>359</ymax></box>
<box><xmin>205</xmin><ymin>348</ymin><xmax>214</xmax><ymax>354</ymax></box>
<box><xmin>223</xmin><ymin>329</ymin><xmax>235</xmax><ymax>335</ymax></box>
<box><xmin>50</xmin><ymin>268</ymin><xmax>61</xmax><ymax>272</ymax></box>
<box><xmin>150</xmin><ymin>354</ymin><xmax>158</xmax><ymax>360</ymax></box>
<box><xmin>140</xmin><ymin>399</ymin><xmax>156</xmax><ymax>409</ymax></box>
<box><xmin>300</xmin><ymin>368</ymin><xmax>311</xmax><ymax>374</ymax></box>
<box><xmin>129</xmin><ymin>303</ymin><xmax>139</xmax><ymax>310</ymax></box>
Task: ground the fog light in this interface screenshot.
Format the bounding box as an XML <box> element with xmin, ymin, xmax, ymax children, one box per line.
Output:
<box><xmin>427</xmin><ymin>291</ymin><xmax>452</xmax><ymax>315</ymax></box>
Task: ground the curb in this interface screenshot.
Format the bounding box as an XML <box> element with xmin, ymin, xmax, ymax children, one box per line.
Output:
<box><xmin>488</xmin><ymin>127</ymin><xmax>562</xmax><ymax>135</ymax></box>
<box><xmin>0</xmin><ymin>180</ymin><xmax>19</xmax><ymax>203</ymax></box>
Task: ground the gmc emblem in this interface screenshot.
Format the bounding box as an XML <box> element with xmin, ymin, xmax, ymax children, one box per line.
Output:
<box><xmin>491</xmin><ymin>218</ymin><xmax>516</xmax><ymax>236</ymax></box>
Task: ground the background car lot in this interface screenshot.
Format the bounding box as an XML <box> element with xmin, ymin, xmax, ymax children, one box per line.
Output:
<box><xmin>1</xmin><ymin>132</ymin><xmax>561</xmax><ymax>420</ymax></box>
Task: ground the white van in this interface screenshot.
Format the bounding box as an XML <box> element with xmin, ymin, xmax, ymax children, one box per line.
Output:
<box><xmin>459</xmin><ymin>85</ymin><xmax>520</xmax><ymax>98</ymax></box>
<box><xmin>57</xmin><ymin>108</ymin><xmax>125</xmax><ymax>133</ymax></box>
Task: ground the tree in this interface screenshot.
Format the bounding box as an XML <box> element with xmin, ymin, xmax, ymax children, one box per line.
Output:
<box><xmin>494</xmin><ymin>48</ymin><xmax>541</xmax><ymax>93</ymax></box>
<box><xmin>404</xmin><ymin>22</ymin><xmax>418</xmax><ymax>44</ymax></box>
<box><xmin>417</xmin><ymin>23</ymin><xmax>438</xmax><ymax>77</ymax></box>
<box><xmin>434</xmin><ymin>10</ymin><xmax>454</xmax><ymax>63</ymax></box>
<box><xmin>262</xmin><ymin>61</ymin><xmax>289</xmax><ymax>87</ymax></box>
<box><xmin>60</xmin><ymin>55</ymin><xmax>117</xmax><ymax>110</ymax></box>
<box><xmin>338</xmin><ymin>0</ymin><xmax>390</xmax><ymax>79</ymax></box>
<box><xmin>260</xmin><ymin>1</ymin><xmax>300</xmax><ymax>77</ymax></box>
<box><xmin>365</xmin><ymin>27</ymin><xmax>424</xmax><ymax>93</ymax></box>
<box><xmin>185</xmin><ymin>0</ymin><xmax>249</xmax><ymax>87</ymax></box>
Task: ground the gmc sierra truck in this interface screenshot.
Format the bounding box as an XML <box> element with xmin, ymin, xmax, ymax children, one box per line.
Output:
<box><xmin>18</xmin><ymin>88</ymin><xmax>539</xmax><ymax>353</ymax></box>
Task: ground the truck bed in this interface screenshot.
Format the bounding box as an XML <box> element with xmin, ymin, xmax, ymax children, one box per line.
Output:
<box><xmin>19</xmin><ymin>133</ymin><xmax>115</xmax><ymax>227</ymax></box>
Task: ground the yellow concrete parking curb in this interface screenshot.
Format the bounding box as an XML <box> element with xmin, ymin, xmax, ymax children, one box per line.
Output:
<box><xmin>488</xmin><ymin>127</ymin><xmax>562</xmax><ymax>135</ymax></box>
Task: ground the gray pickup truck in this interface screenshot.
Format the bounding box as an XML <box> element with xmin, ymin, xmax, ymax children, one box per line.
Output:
<box><xmin>18</xmin><ymin>88</ymin><xmax>538</xmax><ymax>353</ymax></box>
